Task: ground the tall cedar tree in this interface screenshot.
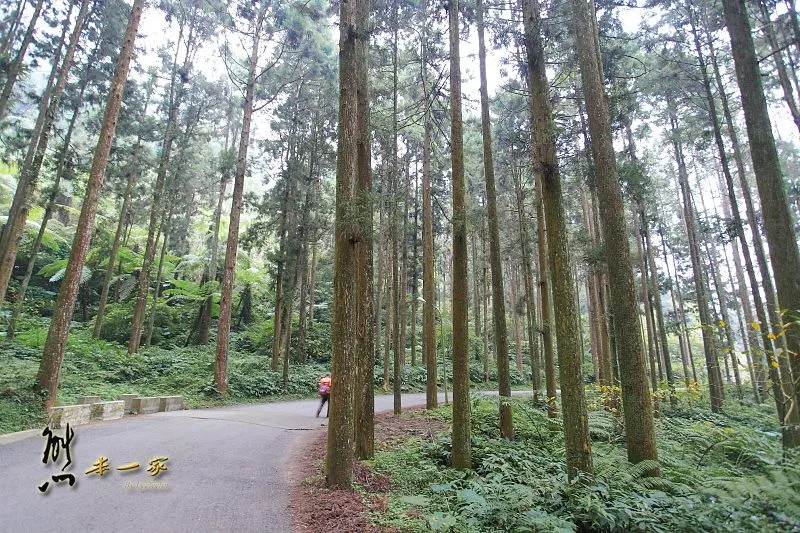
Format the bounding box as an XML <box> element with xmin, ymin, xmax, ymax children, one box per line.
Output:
<box><xmin>36</xmin><ymin>0</ymin><xmax>145</xmax><ymax>409</ymax></box>
<box><xmin>448</xmin><ymin>0</ymin><xmax>471</xmax><ymax>470</ymax></box>
<box><xmin>0</xmin><ymin>0</ymin><xmax>45</xmax><ymax>120</ymax></box>
<box><xmin>327</xmin><ymin>0</ymin><xmax>369</xmax><ymax>487</ymax></box>
<box><xmin>722</xmin><ymin>0</ymin><xmax>800</xmax><ymax>446</ymax></box>
<box><xmin>521</xmin><ymin>0</ymin><xmax>593</xmax><ymax>480</ymax></box>
<box><xmin>215</xmin><ymin>1</ymin><xmax>270</xmax><ymax>396</ymax></box>
<box><xmin>354</xmin><ymin>0</ymin><xmax>374</xmax><ymax>460</ymax></box>
<box><xmin>129</xmin><ymin>7</ymin><xmax>203</xmax><ymax>354</ymax></box>
<box><xmin>422</xmin><ymin>0</ymin><xmax>438</xmax><ymax>410</ymax></box>
<box><xmin>570</xmin><ymin>0</ymin><xmax>659</xmax><ymax>467</ymax></box>
<box><xmin>0</xmin><ymin>0</ymin><xmax>90</xmax><ymax>307</ymax></box>
<box><xmin>476</xmin><ymin>0</ymin><xmax>513</xmax><ymax>439</ymax></box>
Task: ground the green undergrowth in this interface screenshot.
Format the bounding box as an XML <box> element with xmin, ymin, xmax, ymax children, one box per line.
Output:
<box><xmin>369</xmin><ymin>396</ymin><xmax>799</xmax><ymax>532</ymax></box>
<box><xmin>0</xmin><ymin>322</ymin><xmax>332</xmax><ymax>434</ymax></box>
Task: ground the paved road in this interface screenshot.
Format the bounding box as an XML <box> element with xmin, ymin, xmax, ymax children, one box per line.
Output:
<box><xmin>0</xmin><ymin>393</ymin><xmax>447</xmax><ymax>533</ymax></box>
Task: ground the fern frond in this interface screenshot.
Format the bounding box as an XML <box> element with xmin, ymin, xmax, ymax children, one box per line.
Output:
<box><xmin>627</xmin><ymin>460</ymin><xmax>661</xmax><ymax>479</ymax></box>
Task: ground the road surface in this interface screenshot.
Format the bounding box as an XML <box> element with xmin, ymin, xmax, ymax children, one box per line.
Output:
<box><xmin>0</xmin><ymin>393</ymin><xmax>447</xmax><ymax>533</ymax></box>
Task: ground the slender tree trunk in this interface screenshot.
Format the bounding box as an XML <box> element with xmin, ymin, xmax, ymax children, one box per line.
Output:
<box><xmin>634</xmin><ymin>207</ymin><xmax>659</xmax><ymax>397</ymax></box>
<box><xmin>9</xmin><ymin>47</ymin><xmax>98</xmax><ymax>339</ymax></box>
<box><xmin>515</xmin><ymin>168</ymin><xmax>541</xmax><ymax>399</ymax></box>
<box><xmin>0</xmin><ymin>0</ymin><xmax>27</xmax><ymax>58</ymax></box>
<box><xmin>422</xmin><ymin>0</ymin><xmax>437</xmax><ymax>409</ymax></box>
<box><xmin>0</xmin><ymin>0</ymin><xmax>45</xmax><ymax>120</ymax></box>
<box><xmin>758</xmin><ymin>2</ymin><xmax>800</xmax><ymax>135</ymax></box>
<box><xmin>477</xmin><ymin>0</ymin><xmax>512</xmax><ymax>438</ymax></box>
<box><xmin>448</xmin><ymin>0</ymin><xmax>471</xmax><ymax>469</ymax></box>
<box><xmin>0</xmin><ymin>1</ymin><xmax>86</xmax><ymax>305</ymax></box>
<box><xmin>400</xmin><ymin>161</ymin><xmax>409</xmax><ymax>367</ymax></box>
<box><xmin>272</xmin><ymin>189</ymin><xmax>289</xmax><ymax>371</ymax></box>
<box><xmin>308</xmin><ymin>243</ymin><xmax>317</xmax><ymax>328</ymax></box>
<box><xmin>721</xmin><ymin>183</ymin><xmax>762</xmax><ymax>402</ymax></box>
<box><xmin>130</xmin><ymin>18</ymin><xmax>198</xmax><ymax>354</ymax></box>
<box><xmin>671</xmin><ymin>115</ymin><xmax>725</xmax><ymax>412</ymax></box>
<box><xmin>571</xmin><ymin>0</ymin><xmax>658</xmax><ymax>468</ymax></box>
<box><xmin>354</xmin><ymin>6</ymin><xmax>374</xmax><ymax>457</ymax></box>
<box><xmin>410</xmin><ymin>169</ymin><xmax>419</xmax><ymax>367</ymax></box>
<box><xmin>146</xmin><ymin>212</ymin><xmax>171</xmax><ymax>348</ymax></box>
<box><xmin>508</xmin><ymin>261</ymin><xmax>523</xmax><ymax>373</ymax></box>
<box><xmin>200</xmin><ymin>153</ymin><xmax>231</xmax><ymax>344</ymax></box>
<box><xmin>642</xmin><ymin>210</ymin><xmax>674</xmax><ymax>401</ymax></box>
<box><xmin>94</xmin><ymin>73</ymin><xmax>154</xmax><ymax>338</ymax></box>
<box><xmin>297</xmin><ymin>250</ymin><xmax>309</xmax><ymax>364</ymax></box>
<box><xmin>722</xmin><ymin>0</ymin><xmax>800</xmax><ymax>446</ymax></box>
<box><xmin>36</xmin><ymin>0</ymin><xmax>144</xmax><ymax>409</ymax></box>
<box><xmin>471</xmin><ymin>230</ymin><xmax>482</xmax><ymax>362</ymax></box>
<box><xmin>215</xmin><ymin>2</ymin><xmax>268</xmax><ymax>396</ymax></box>
<box><xmin>391</xmin><ymin>0</ymin><xmax>402</xmax><ymax>417</ymax></box>
<box><xmin>523</xmin><ymin>0</ymin><xmax>593</xmax><ymax>478</ymax></box>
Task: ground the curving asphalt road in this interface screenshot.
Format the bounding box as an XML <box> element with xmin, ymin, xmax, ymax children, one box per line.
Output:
<box><xmin>0</xmin><ymin>393</ymin><xmax>447</xmax><ymax>533</ymax></box>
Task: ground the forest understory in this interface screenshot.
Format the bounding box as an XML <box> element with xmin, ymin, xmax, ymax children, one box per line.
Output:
<box><xmin>295</xmin><ymin>401</ymin><xmax>799</xmax><ymax>532</ymax></box>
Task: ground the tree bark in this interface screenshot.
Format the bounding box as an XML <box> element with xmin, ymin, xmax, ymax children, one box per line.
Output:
<box><xmin>326</xmin><ymin>0</ymin><xmax>369</xmax><ymax>487</ymax></box>
<box><xmin>477</xmin><ymin>0</ymin><xmax>513</xmax><ymax>439</ymax></box>
<box><xmin>448</xmin><ymin>0</ymin><xmax>471</xmax><ymax>469</ymax></box>
<box><xmin>723</xmin><ymin>0</ymin><xmax>800</xmax><ymax>445</ymax></box>
<box><xmin>571</xmin><ymin>0</ymin><xmax>658</xmax><ymax>468</ymax></box>
<box><xmin>36</xmin><ymin>0</ymin><xmax>144</xmax><ymax>409</ymax></box>
<box><xmin>130</xmin><ymin>15</ymin><xmax>199</xmax><ymax>354</ymax></box>
<box><xmin>354</xmin><ymin>5</ymin><xmax>374</xmax><ymax>457</ymax></box>
<box><xmin>0</xmin><ymin>0</ymin><xmax>45</xmax><ymax>120</ymax></box>
<box><xmin>422</xmin><ymin>0</ymin><xmax>437</xmax><ymax>409</ymax></box>
<box><xmin>215</xmin><ymin>2</ymin><xmax>268</xmax><ymax>396</ymax></box>
<box><xmin>523</xmin><ymin>0</ymin><xmax>593</xmax><ymax>478</ymax></box>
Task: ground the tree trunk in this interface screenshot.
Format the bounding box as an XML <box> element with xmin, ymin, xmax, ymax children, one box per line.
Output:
<box><xmin>671</xmin><ymin>114</ymin><xmax>725</xmax><ymax>412</ymax></box>
<box><xmin>130</xmin><ymin>16</ymin><xmax>198</xmax><ymax>354</ymax></box>
<box><xmin>477</xmin><ymin>0</ymin><xmax>513</xmax><ymax>439</ymax></box>
<box><xmin>36</xmin><ymin>0</ymin><xmax>144</xmax><ymax>409</ymax></box>
<box><xmin>0</xmin><ymin>0</ymin><xmax>27</xmax><ymax>58</ymax></box>
<box><xmin>422</xmin><ymin>0</ymin><xmax>437</xmax><ymax>409</ymax></box>
<box><xmin>9</xmin><ymin>45</ymin><xmax>98</xmax><ymax>339</ymax></box>
<box><xmin>722</xmin><ymin>0</ymin><xmax>800</xmax><ymax>446</ymax></box>
<box><xmin>326</xmin><ymin>0</ymin><xmax>369</xmax><ymax>488</ymax></box>
<box><xmin>0</xmin><ymin>0</ymin><xmax>88</xmax><ymax>305</ymax></box>
<box><xmin>354</xmin><ymin>8</ymin><xmax>374</xmax><ymax>458</ymax></box>
<box><xmin>308</xmin><ymin>242</ymin><xmax>317</xmax><ymax>328</ymax></box>
<box><xmin>514</xmin><ymin>167</ymin><xmax>541</xmax><ymax>399</ymax></box>
<box><xmin>448</xmin><ymin>0</ymin><xmax>471</xmax><ymax>469</ymax></box>
<box><xmin>523</xmin><ymin>0</ymin><xmax>593</xmax><ymax>478</ymax></box>
<box><xmin>410</xmin><ymin>169</ymin><xmax>419</xmax><ymax>367</ymax></box>
<box><xmin>758</xmin><ymin>1</ymin><xmax>800</xmax><ymax>135</ymax></box>
<box><xmin>200</xmin><ymin>146</ymin><xmax>231</xmax><ymax>344</ymax></box>
<box><xmin>571</xmin><ymin>0</ymin><xmax>658</xmax><ymax>468</ymax></box>
<box><xmin>215</xmin><ymin>2</ymin><xmax>268</xmax><ymax>396</ymax></box>
<box><xmin>0</xmin><ymin>0</ymin><xmax>45</xmax><ymax>120</ymax></box>
<box><xmin>145</xmin><ymin>212</ymin><xmax>171</xmax><ymax>348</ymax></box>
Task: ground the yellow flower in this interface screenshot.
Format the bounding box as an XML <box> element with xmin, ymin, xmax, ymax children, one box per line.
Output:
<box><xmin>771</xmin><ymin>360</ymin><xmax>779</xmax><ymax>368</ymax></box>
<box><xmin>768</xmin><ymin>333</ymin><xmax>776</xmax><ymax>340</ymax></box>
<box><xmin>718</xmin><ymin>320</ymin><xmax>726</xmax><ymax>328</ymax></box>
<box><xmin>751</xmin><ymin>322</ymin><xmax>761</xmax><ymax>331</ymax></box>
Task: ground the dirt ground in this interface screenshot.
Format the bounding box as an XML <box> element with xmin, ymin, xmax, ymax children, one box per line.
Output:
<box><xmin>288</xmin><ymin>406</ymin><xmax>447</xmax><ymax>532</ymax></box>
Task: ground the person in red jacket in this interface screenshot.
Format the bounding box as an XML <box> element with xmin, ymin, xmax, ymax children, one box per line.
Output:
<box><xmin>316</xmin><ymin>373</ymin><xmax>331</xmax><ymax>417</ymax></box>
